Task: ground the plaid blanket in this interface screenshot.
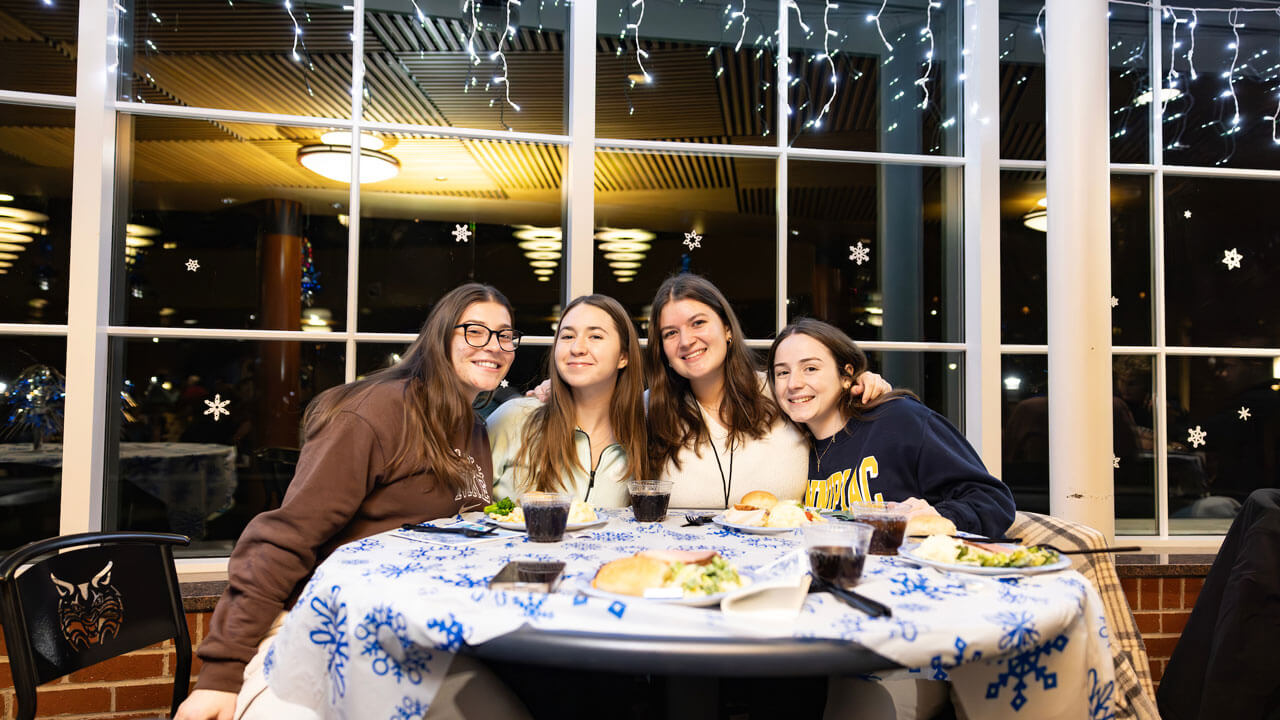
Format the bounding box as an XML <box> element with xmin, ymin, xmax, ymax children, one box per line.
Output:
<box><xmin>1009</xmin><ymin>511</ymin><xmax>1159</xmax><ymax>720</ymax></box>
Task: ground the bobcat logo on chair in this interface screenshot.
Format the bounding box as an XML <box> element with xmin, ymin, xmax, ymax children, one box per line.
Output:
<box><xmin>49</xmin><ymin>561</ymin><xmax>125</xmax><ymax>650</ymax></box>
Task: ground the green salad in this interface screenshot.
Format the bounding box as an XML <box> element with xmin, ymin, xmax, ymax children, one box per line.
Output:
<box><xmin>665</xmin><ymin>556</ymin><xmax>746</xmax><ymax>596</ymax></box>
<box><xmin>483</xmin><ymin>497</ymin><xmax>515</xmax><ymax>517</ymax></box>
<box><xmin>916</xmin><ymin>535</ymin><xmax>1060</xmax><ymax>568</ymax></box>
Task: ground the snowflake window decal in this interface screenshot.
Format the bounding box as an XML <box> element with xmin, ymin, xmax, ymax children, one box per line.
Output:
<box><xmin>185</xmin><ymin>258</ymin><xmax>200</xmax><ymax>272</ymax></box>
<box><xmin>1112</xmin><ymin>456</ymin><xmax>1120</xmax><ymax>469</ymax></box>
<box><xmin>1187</xmin><ymin>425</ymin><xmax>1207</xmax><ymax>448</ymax></box>
<box><xmin>1109</xmin><ymin>296</ymin><xmax>1119</xmax><ymax>309</ymax></box>
<box><xmin>1238</xmin><ymin>406</ymin><xmax>1251</xmax><ymax>421</ymax></box>
<box><xmin>452</xmin><ymin>224</ymin><xmax>472</xmax><ymax>243</ymax></box>
<box><xmin>683</xmin><ymin>231</ymin><xmax>702</xmax><ymax>251</ymax></box>
<box><xmin>203</xmin><ymin>393</ymin><xmax>231</xmax><ymax>422</ymax></box>
<box><xmin>1222</xmin><ymin>248</ymin><xmax>1243</xmax><ymax>270</ymax></box>
<box><xmin>849</xmin><ymin>241</ymin><xmax>871</xmax><ymax>266</ymax></box>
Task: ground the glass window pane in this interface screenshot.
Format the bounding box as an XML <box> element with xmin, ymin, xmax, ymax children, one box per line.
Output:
<box><xmin>594</xmin><ymin>0</ymin><xmax>777</xmax><ymax>146</ymax></box>
<box><xmin>108</xmin><ymin>338</ymin><xmax>346</xmax><ymax>555</ymax></box>
<box><xmin>1166</xmin><ymin>354</ymin><xmax>1275</xmax><ymax>535</ymax></box>
<box><xmin>1161</xmin><ymin>6</ymin><xmax>1280</xmax><ymax>170</ymax></box>
<box><xmin>1164</xmin><ymin>176</ymin><xmax>1279</xmax><ymax>348</ymax></box>
<box><xmin>789</xmin><ymin>0</ymin><xmax>961</xmax><ymax>156</ymax></box>
<box><xmin>363</xmin><ymin>2</ymin><xmax>567</xmax><ymax>133</ymax></box>
<box><xmin>867</xmin><ymin>351</ymin><xmax>966</xmax><ymax>431</ymax></box>
<box><xmin>999</xmin><ymin>0</ymin><xmax>1047</xmax><ymax>161</ymax></box>
<box><xmin>357</xmin><ymin>137</ymin><xmax>564</xmax><ymax>333</ymax></box>
<box><xmin>0</xmin><ymin>335</ymin><xmax>66</xmax><ymax>550</ymax></box>
<box><xmin>1002</xmin><ymin>353</ymin><xmax>1161</xmax><ymax>533</ymax></box>
<box><xmin>787</xmin><ymin>160</ymin><xmax>960</xmax><ymax>343</ymax></box>
<box><xmin>116</xmin><ymin>114</ymin><xmax>350</xmax><ymax>331</ymax></box>
<box><xmin>0</xmin><ymin>0</ymin><xmax>78</xmax><ymax>96</ymax></box>
<box><xmin>593</xmin><ymin>150</ymin><xmax>777</xmax><ymax>338</ymax></box>
<box><xmin>1001</xmin><ymin>172</ymin><xmax>1151</xmax><ymax>345</ymax></box>
<box><xmin>0</xmin><ymin>104</ymin><xmax>73</xmax><ymax>324</ymax></box>
<box><xmin>999</xmin><ymin>0</ymin><xmax>1151</xmax><ymax>162</ymax></box>
<box><xmin>121</xmin><ymin>0</ymin><xmax>353</xmax><ymax>116</ymax></box>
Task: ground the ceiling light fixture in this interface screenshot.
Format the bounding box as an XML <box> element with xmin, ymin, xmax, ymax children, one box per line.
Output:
<box><xmin>524</xmin><ymin>251</ymin><xmax>561</xmax><ymax>261</ymax></box>
<box><xmin>0</xmin><ymin>243</ymin><xmax>26</xmax><ymax>252</ymax></box>
<box><xmin>297</xmin><ymin>131</ymin><xmax>400</xmax><ymax>184</ymax></box>
<box><xmin>1022</xmin><ymin>197</ymin><xmax>1047</xmax><ymax>233</ymax></box>
<box><xmin>609</xmin><ymin>261</ymin><xmax>642</xmax><ymax>269</ymax></box>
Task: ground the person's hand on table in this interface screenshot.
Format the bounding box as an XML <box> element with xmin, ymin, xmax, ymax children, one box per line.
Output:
<box><xmin>174</xmin><ymin>689</ymin><xmax>236</xmax><ymax>720</ymax></box>
<box><xmin>851</xmin><ymin>371</ymin><xmax>892</xmax><ymax>404</ymax></box>
<box><xmin>526</xmin><ymin>379</ymin><xmax>551</xmax><ymax>403</ymax></box>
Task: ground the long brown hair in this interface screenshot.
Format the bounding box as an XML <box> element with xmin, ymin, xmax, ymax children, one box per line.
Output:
<box><xmin>766</xmin><ymin>317</ymin><xmax>916</xmax><ymax>441</ymax></box>
<box><xmin>517</xmin><ymin>294</ymin><xmax>649</xmax><ymax>492</ymax></box>
<box><xmin>302</xmin><ymin>283</ymin><xmax>513</xmax><ymax>493</ymax></box>
<box><xmin>646</xmin><ymin>273</ymin><xmax>778</xmax><ymax>472</ymax></box>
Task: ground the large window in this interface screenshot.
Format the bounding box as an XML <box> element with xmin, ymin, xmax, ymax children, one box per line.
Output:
<box><xmin>8</xmin><ymin>0</ymin><xmax>1265</xmax><ymax>555</ymax></box>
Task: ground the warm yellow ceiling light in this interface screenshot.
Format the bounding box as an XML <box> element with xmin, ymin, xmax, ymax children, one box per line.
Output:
<box><xmin>524</xmin><ymin>251</ymin><xmax>561</xmax><ymax>261</ymax></box>
<box><xmin>0</xmin><ymin>193</ymin><xmax>13</xmax><ymax>202</ymax></box>
<box><xmin>513</xmin><ymin>226</ymin><xmax>562</xmax><ymax>243</ymax></box>
<box><xmin>595</xmin><ymin>228</ymin><xmax>656</xmax><ymax>243</ymax></box>
<box><xmin>0</xmin><ymin>242</ymin><xmax>26</xmax><ymax>252</ymax></box>
<box><xmin>609</xmin><ymin>261</ymin><xmax>642</xmax><ymax>269</ymax></box>
<box><xmin>604</xmin><ymin>252</ymin><xmax>645</xmax><ymax>262</ymax></box>
<box><xmin>533</xmin><ymin>268</ymin><xmax>555</xmax><ymax>276</ymax></box>
<box><xmin>598</xmin><ymin>241</ymin><xmax>651</xmax><ymax>253</ymax></box>
<box><xmin>613</xmin><ymin>269</ymin><xmax>638</xmax><ymax>276</ymax></box>
<box><xmin>529</xmin><ymin>260</ymin><xmax>559</xmax><ymax>269</ymax></box>
<box><xmin>126</xmin><ymin>223</ymin><xmax>160</xmax><ymax>248</ymax></box>
<box><xmin>0</xmin><ymin>207</ymin><xmax>48</xmax><ymax>223</ymax></box>
<box><xmin>0</xmin><ymin>252</ymin><xmax>17</xmax><ymax>260</ymax></box>
<box><xmin>1023</xmin><ymin>196</ymin><xmax>1047</xmax><ymax>233</ymax></box>
<box><xmin>0</xmin><ymin>219</ymin><xmax>42</xmax><ymax>234</ymax></box>
<box><xmin>0</xmin><ymin>233</ymin><xmax>32</xmax><ymax>244</ymax></box>
<box><xmin>297</xmin><ymin>132</ymin><xmax>400</xmax><ymax>184</ymax></box>
<box><xmin>0</xmin><ymin>260</ymin><xmax>12</xmax><ymax>268</ymax></box>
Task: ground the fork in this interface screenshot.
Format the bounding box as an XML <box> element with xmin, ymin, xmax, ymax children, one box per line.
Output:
<box><xmin>682</xmin><ymin>513</ymin><xmax>714</xmax><ymax>527</ymax></box>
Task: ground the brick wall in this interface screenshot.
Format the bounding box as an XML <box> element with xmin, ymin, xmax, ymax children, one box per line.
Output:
<box><xmin>0</xmin><ymin>610</ymin><xmax>210</xmax><ymax>720</ymax></box>
<box><xmin>1121</xmin><ymin>575</ymin><xmax>1205</xmax><ymax>687</ymax></box>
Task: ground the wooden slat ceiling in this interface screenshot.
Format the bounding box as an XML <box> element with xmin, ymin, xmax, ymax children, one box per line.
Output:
<box><xmin>0</xmin><ymin>1</ymin><xmax>971</xmax><ymax>223</ymax></box>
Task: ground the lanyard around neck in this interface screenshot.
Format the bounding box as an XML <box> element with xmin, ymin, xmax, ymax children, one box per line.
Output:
<box><xmin>709</xmin><ymin>436</ymin><xmax>735</xmax><ymax>509</ymax></box>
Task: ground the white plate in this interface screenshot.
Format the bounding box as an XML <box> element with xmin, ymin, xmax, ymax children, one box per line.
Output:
<box><xmin>898</xmin><ymin>542</ymin><xmax>1072</xmax><ymax>576</ymax></box>
<box><xmin>573</xmin><ymin>573</ymin><xmax>752</xmax><ymax>608</ymax></box>
<box><xmin>489</xmin><ymin>516</ymin><xmax>609</xmax><ymax>533</ymax></box>
<box><xmin>711</xmin><ymin>513</ymin><xmax>802</xmax><ymax>535</ymax></box>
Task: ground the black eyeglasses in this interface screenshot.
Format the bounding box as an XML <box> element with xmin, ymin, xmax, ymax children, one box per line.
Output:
<box><xmin>454</xmin><ymin>323</ymin><xmax>522</xmax><ymax>351</ymax></box>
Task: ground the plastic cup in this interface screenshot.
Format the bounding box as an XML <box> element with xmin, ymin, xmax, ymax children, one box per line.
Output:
<box><xmin>803</xmin><ymin>521</ymin><xmax>873</xmax><ymax>589</ymax></box>
<box><xmin>520</xmin><ymin>492</ymin><xmax>570</xmax><ymax>542</ymax></box>
<box><xmin>847</xmin><ymin>501</ymin><xmax>909</xmax><ymax>555</ymax></box>
<box><xmin>627</xmin><ymin>480</ymin><xmax>673</xmax><ymax>522</ymax></box>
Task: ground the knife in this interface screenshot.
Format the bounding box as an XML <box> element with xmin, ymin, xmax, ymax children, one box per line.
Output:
<box><xmin>809</xmin><ymin>575</ymin><xmax>892</xmax><ymax>618</ymax></box>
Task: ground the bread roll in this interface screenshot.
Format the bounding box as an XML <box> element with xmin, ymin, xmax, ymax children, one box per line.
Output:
<box><xmin>905</xmin><ymin>513</ymin><xmax>957</xmax><ymax>537</ymax></box>
<box><xmin>592</xmin><ymin>555</ymin><xmax>670</xmax><ymax>596</ymax></box>
<box><xmin>739</xmin><ymin>490</ymin><xmax>779</xmax><ymax>509</ymax></box>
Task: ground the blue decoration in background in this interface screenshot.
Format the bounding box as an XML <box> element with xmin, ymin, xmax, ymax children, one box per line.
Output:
<box><xmin>301</xmin><ymin>236</ymin><xmax>322</xmax><ymax>306</ymax></box>
<box><xmin>2</xmin><ymin>364</ymin><xmax>65</xmax><ymax>450</ymax></box>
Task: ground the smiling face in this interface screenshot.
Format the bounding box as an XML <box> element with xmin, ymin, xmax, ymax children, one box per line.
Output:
<box><xmin>658</xmin><ymin>298</ymin><xmax>730</xmax><ymax>386</ymax></box>
<box><xmin>449</xmin><ymin>301</ymin><xmax>515</xmax><ymax>400</ymax></box>
<box><xmin>554</xmin><ymin>302</ymin><xmax>627</xmax><ymax>393</ymax></box>
<box><xmin>771</xmin><ymin>332</ymin><xmax>853</xmax><ymax>440</ymax></box>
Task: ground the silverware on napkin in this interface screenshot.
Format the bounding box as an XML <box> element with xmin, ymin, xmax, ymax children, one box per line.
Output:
<box><xmin>809</xmin><ymin>575</ymin><xmax>892</xmax><ymax>618</ymax></box>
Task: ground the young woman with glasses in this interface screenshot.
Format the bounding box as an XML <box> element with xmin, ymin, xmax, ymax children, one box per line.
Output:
<box><xmin>177</xmin><ymin>283</ymin><xmax>530</xmax><ymax>720</ymax></box>
<box><xmin>646</xmin><ymin>274</ymin><xmax>892</xmax><ymax>509</ymax></box>
<box><xmin>487</xmin><ymin>294</ymin><xmax>648</xmax><ymax>505</ymax></box>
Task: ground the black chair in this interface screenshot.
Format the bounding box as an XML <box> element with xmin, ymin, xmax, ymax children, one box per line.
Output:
<box><xmin>0</xmin><ymin>531</ymin><xmax>191</xmax><ymax>720</ymax></box>
<box><xmin>253</xmin><ymin>447</ymin><xmax>301</xmax><ymax>508</ymax></box>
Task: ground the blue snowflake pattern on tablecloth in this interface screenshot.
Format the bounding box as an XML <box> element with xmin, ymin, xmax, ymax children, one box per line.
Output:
<box><xmin>510</xmin><ymin>592</ymin><xmax>554</xmax><ymax>620</ymax></box>
<box><xmin>589</xmin><ymin>531</ymin><xmax>637</xmax><ymax>543</ymax></box>
<box><xmin>992</xmin><ymin>611</ymin><xmax>1040</xmax><ymax>651</ymax></box>
<box><xmin>895</xmin><ymin>602</ymin><xmax>932</xmax><ymax>613</ymax></box>
<box><xmin>560</xmin><ymin>540</ymin><xmax>604</xmax><ymax>552</ymax></box>
<box><xmin>263</xmin><ymin>644</ymin><xmax>276</xmax><ymax>678</ymax></box>
<box><xmin>887</xmin><ymin>572</ymin><xmax>968</xmax><ymax>600</ymax></box>
<box><xmin>389</xmin><ymin>695</ymin><xmax>429</xmax><ymax>720</ymax></box>
<box><xmin>1056</xmin><ymin>576</ymin><xmax>1088</xmax><ymax>613</ymax></box>
<box><xmin>356</xmin><ymin>606</ymin><xmax>432</xmax><ymax>684</ymax></box>
<box><xmin>985</xmin><ymin>631</ymin><xmax>1069</xmax><ymax>711</ymax></box>
<box><xmin>1097</xmin><ymin>614</ymin><xmax>1110</xmax><ymax>642</ymax></box>
<box><xmin>339</xmin><ymin>538</ymin><xmax>382</xmax><ymax>554</ymax></box>
<box><xmin>1087</xmin><ymin>668</ymin><xmax>1117</xmax><ymax>720</ymax></box>
<box><xmin>995</xmin><ymin>579</ymin><xmax>1048</xmax><ymax>606</ymax></box>
<box><xmin>370</xmin><ymin>562</ymin><xmax>430</xmax><ymax>579</ymax></box>
<box><xmin>428</xmin><ymin>572</ymin><xmax>489</xmax><ymax>588</ymax></box>
<box><xmin>307</xmin><ymin>585</ymin><xmax>349</xmax><ymax>703</ymax></box>
<box><xmin>609</xmin><ymin>601</ymin><xmax>626</xmax><ymax>618</ymax></box>
<box><xmin>927</xmin><ymin>636</ymin><xmax>982</xmax><ymax>680</ymax></box>
<box><xmin>408</xmin><ymin>544</ymin><xmax>476</xmax><ymax>561</ymax></box>
<box><xmin>888</xmin><ymin>617</ymin><xmax>921</xmax><ymax>642</ymax></box>
<box><xmin>425</xmin><ymin>613</ymin><xmax>468</xmax><ymax>652</ymax></box>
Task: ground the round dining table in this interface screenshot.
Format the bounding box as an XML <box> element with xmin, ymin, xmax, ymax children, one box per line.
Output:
<box><xmin>266</xmin><ymin>509</ymin><xmax>1117</xmax><ymax>720</ymax></box>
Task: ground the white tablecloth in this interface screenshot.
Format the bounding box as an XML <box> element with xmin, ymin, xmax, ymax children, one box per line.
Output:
<box><xmin>267</xmin><ymin>510</ymin><xmax>1116</xmax><ymax>720</ymax></box>
<box><xmin>0</xmin><ymin>442</ymin><xmax>236</xmax><ymax>537</ymax></box>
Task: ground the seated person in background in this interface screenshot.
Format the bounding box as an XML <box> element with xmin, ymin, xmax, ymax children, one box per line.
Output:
<box><xmin>487</xmin><ymin>294</ymin><xmax>648</xmax><ymax>506</ymax></box>
<box><xmin>768</xmin><ymin>318</ymin><xmax>1016</xmax><ymax>539</ymax></box>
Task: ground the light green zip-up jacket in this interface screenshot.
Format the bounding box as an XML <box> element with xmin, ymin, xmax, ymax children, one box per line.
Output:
<box><xmin>485</xmin><ymin>396</ymin><xmax>632</xmax><ymax>507</ymax></box>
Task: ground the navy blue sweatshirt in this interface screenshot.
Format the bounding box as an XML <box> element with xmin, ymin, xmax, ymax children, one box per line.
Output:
<box><xmin>805</xmin><ymin>397</ymin><xmax>1016</xmax><ymax>538</ymax></box>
